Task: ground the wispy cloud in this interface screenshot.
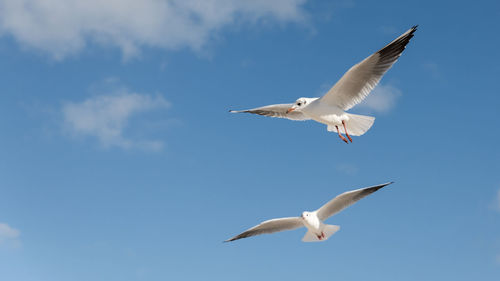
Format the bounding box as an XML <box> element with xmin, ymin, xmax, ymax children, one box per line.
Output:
<box><xmin>0</xmin><ymin>0</ymin><xmax>307</xmax><ymax>60</ymax></box>
<box><xmin>62</xmin><ymin>88</ymin><xmax>170</xmax><ymax>150</ymax></box>
<box><xmin>0</xmin><ymin>223</ymin><xmax>20</xmax><ymax>248</ymax></box>
<box><xmin>422</xmin><ymin>61</ymin><xmax>442</xmax><ymax>80</ymax></box>
<box><xmin>357</xmin><ymin>84</ymin><xmax>402</xmax><ymax>113</ymax></box>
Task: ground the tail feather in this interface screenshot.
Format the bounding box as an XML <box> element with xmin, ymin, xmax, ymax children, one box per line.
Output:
<box><xmin>302</xmin><ymin>225</ymin><xmax>340</xmax><ymax>242</ymax></box>
<box><xmin>327</xmin><ymin>113</ymin><xmax>375</xmax><ymax>136</ymax></box>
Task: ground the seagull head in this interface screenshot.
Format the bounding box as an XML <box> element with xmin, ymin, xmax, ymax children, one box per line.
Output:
<box><xmin>287</xmin><ymin>97</ymin><xmax>309</xmax><ymax>113</ymax></box>
<box><xmin>301</xmin><ymin>211</ymin><xmax>310</xmax><ymax>219</ymax></box>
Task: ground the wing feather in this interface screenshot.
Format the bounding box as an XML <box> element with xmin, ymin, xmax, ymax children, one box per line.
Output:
<box><xmin>225</xmin><ymin>217</ymin><xmax>303</xmax><ymax>242</ymax></box>
<box><xmin>316</xmin><ymin>182</ymin><xmax>393</xmax><ymax>221</ymax></box>
<box><xmin>230</xmin><ymin>104</ymin><xmax>309</xmax><ymax>121</ymax></box>
<box><xmin>320</xmin><ymin>26</ymin><xmax>417</xmax><ymax>110</ymax></box>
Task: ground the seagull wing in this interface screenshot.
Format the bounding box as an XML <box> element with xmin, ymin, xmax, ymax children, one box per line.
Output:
<box><xmin>230</xmin><ymin>104</ymin><xmax>310</xmax><ymax>121</ymax></box>
<box><xmin>316</xmin><ymin>182</ymin><xmax>393</xmax><ymax>221</ymax></box>
<box><xmin>320</xmin><ymin>26</ymin><xmax>417</xmax><ymax>111</ymax></box>
<box><xmin>225</xmin><ymin>217</ymin><xmax>303</xmax><ymax>242</ymax></box>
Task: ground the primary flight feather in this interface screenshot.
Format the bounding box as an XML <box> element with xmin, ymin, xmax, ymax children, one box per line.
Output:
<box><xmin>230</xmin><ymin>26</ymin><xmax>417</xmax><ymax>143</ymax></box>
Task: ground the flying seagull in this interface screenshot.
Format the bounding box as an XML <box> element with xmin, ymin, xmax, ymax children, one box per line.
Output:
<box><xmin>225</xmin><ymin>182</ymin><xmax>393</xmax><ymax>242</ymax></box>
<box><xmin>230</xmin><ymin>26</ymin><xmax>417</xmax><ymax>143</ymax></box>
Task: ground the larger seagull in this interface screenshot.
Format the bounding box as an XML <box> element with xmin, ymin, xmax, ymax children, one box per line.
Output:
<box><xmin>230</xmin><ymin>26</ymin><xmax>417</xmax><ymax>143</ymax></box>
<box><xmin>225</xmin><ymin>182</ymin><xmax>393</xmax><ymax>242</ymax></box>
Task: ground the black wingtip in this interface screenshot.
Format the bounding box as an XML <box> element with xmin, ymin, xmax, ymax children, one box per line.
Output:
<box><xmin>404</xmin><ymin>26</ymin><xmax>417</xmax><ymax>38</ymax></box>
<box><xmin>364</xmin><ymin>182</ymin><xmax>393</xmax><ymax>193</ymax></box>
<box><xmin>409</xmin><ymin>25</ymin><xmax>418</xmax><ymax>35</ymax></box>
<box><xmin>406</xmin><ymin>25</ymin><xmax>418</xmax><ymax>37</ymax></box>
<box><xmin>368</xmin><ymin>182</ymin><xmax>394</xmax><ymax>191</ymax></box>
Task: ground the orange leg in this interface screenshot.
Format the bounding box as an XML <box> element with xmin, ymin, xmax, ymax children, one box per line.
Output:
<box><xmin>336</xmin><ymin>126</ymin><xmax>348</xmax><ymax>144</ymax></box>
<box><xmin>316</xmin><ymin>232</ymin><xmax>326</xmax><ymax>240</ymax></box>
<box><xmin>342</xmin><ymin>120</ymin><xmax>353</xmax><ymax>143</ymax></box>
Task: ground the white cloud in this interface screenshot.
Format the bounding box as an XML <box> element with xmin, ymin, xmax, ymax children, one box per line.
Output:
<box><xmin>0</xmin><ymin>0</ymin><xmax>307</xmax><ymax>60</ymax></box>
<box><xmin>0</xmin><ymin>223</ymin><xmax>20</xmax><ymax>247</ymax></box>
<box><xmin>62</xmin><ymin>90</ymin><xmax>170</xmax><ymax>150</ymax></box>
<box><xmin>357</xmin><ymin>84</ymin><xmax>402</xmax><ymax>113</ymax></box>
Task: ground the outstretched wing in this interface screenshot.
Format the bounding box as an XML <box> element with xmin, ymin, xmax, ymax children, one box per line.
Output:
<box><xmin>230</xmin><ymin>104</ymin><xmax>310</xmax><ymax>121</ymax></box>
<box><xmin>225</xmin><ymin>217</ymin><xmax>303</xmax><ymax>242</ymax></box>
<box><xmin>316</xmin><ymin>182</ymin><xmax>393</xmax><ymax>221</ymax></box>
<box><xmin>320</xmin><ymin>26</ymin><xmax>417</xmax><ymax>110</ymax></box>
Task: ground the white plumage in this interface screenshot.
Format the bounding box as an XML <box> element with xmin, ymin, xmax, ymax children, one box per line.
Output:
<box><xmin>230</xmin><ymin>26</ymin><xmax>417</xmax><ymax>143</ymax></box>
<box><xmin>225</xmin><ymin>182</ymin><xmax>393</xmax><ymax>243</ymax></box>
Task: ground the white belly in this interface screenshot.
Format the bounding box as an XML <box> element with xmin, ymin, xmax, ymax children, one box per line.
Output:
<box><xmin>303</xmin><ymin>101</ymin><xmax>348</xmax><ymax>126</ymax></box>
<box><xmin>303</xmin><ymin>214</ymin><xmax>324</xmax><ymax>234</ymax></box>
<box><xmin>311</xmin><ymin>114</ymin><xmax>349</xmax><ymax>126</ymax></box>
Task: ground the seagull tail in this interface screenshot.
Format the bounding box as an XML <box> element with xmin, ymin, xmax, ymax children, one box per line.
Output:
<box><xmin>302</xmin><ymin>225</ymin><xmax>340</xmax><ymax>242</ymax></box>
<box><xmin>328</xmin><ymin>114</ymin><xmax>375</xmax><ymax>136</ymax></box>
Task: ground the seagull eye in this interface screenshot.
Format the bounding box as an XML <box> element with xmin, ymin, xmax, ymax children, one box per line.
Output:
<box><xmin>297</xmin><ymin>102</ymin><xmax>301</xmax><ymax>106</ymax></box>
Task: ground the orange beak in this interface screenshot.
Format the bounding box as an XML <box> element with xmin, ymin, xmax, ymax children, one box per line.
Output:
<box><xmin>286</xmin><ymin>107</ymin><xmax>295</xmax><ymax>114</ymax></box>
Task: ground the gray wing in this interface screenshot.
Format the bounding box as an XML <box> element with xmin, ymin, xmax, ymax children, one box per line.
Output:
<box><xmin>316</xmin><ymin>182</ymin><xmax>393</xmax><ymax>221</ymax></box>
<box><xmin>320</xmin><ymin>26</ymin><xmax>417</xmax><ymax>110</ymax></box>
<box><xmin>229</xmin><ymin>104</ymin><xmax>310</xmax><ymax>121</ymax></box>
<box><xmin>225</xmin><ymin>217</ymin><xmax>303</xmax><ymax>242</ymax></box>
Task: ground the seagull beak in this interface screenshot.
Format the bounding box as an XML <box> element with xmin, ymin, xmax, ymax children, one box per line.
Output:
<box><xmin>286</xmin><ymin>107</ymin><xmax>295</xmax><ymax>114</ymax></box>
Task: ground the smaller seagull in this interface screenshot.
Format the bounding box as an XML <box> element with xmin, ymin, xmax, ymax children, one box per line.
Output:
<box><xmin>230</xmin><ymin>26</ymin><xmax>417</xmax><ymax>143</ymax></box>
<box><xmin>225</xmin><ymin>182</ymin><xmax>393</xmax><ymax>243</ymax></box>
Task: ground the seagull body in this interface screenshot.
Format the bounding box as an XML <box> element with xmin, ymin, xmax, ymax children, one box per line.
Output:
<box><xmin>225</xmin><ymin>182</ymin><xmax>393</xmax><ymax>243</ymax></box>
<box><xmin>230</xmin><ymin>26</ymin><xmax>417</xmax><ymax>143</ymax></box>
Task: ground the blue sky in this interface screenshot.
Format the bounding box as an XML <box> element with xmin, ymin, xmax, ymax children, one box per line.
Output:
<box><xmin>0</xmin><ymin>0</ymin><xmax>499</xmax><ymax>280</ymax></box>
